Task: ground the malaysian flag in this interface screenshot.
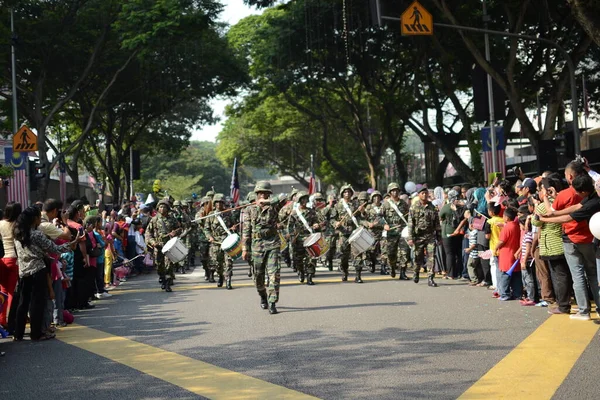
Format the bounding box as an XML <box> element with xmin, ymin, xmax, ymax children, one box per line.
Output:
<box><xmin>308</xmin><ymin>154</ymin><xmax>316</xmax><ymax>194</ymax></box>
<box><xmin>59</xmin><ymin>158</ymin><xmax>67</xmax><ymax>204</ymax></box>
<box><xmin>230</xmin><ymin>157</ymin><xmax>240</xmax><ymax>206</ymax></box>
<box><xmin>481</xmin><ymin>126</ymin><xmax>506</xmax><ymax>178</ymax></box>
<box><xmin>4</xmin><ymin>147</ymin><xmax>28</xmax><ymax>206</ymax></box>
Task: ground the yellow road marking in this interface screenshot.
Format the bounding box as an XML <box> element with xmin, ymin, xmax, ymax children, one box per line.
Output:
<box><xmin>111</xmin><ymin>276</ymin><xmax>400</xmax><ymax>294</ymax></box>
<box><xmin>458</xmin><ymin>315</ymin><xmax>599</xmax><ymax>399</ymax></box>
<box><xmin>58</xmin><ymin>324</ymin><xmax>318</xmax><ymax>400</ymax></box>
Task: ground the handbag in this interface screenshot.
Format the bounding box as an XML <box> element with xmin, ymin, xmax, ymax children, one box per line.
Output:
<box><xmin>143</xmin><ymin>253</ymin><xmax>154</xmax><ymax>267</ymax></box>
<box><xmin>87</xmin><ymin>232</ymin><xmax>103</xmax><ymax>257</ymax></box>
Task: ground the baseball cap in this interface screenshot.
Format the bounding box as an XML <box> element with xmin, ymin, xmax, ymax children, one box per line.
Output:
<box><xmin>518</xmin><ymin>177</ymin><xmax>537</xmax><ymax>192</ymax></box>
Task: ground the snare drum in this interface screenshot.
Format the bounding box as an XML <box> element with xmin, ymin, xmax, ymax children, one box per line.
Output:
<box><xmin>162</xmin><ymin>237</ymin><xmax>189</xmax><ymax>263</ymax></box>
<box><xmin>348</xmin><ymin>227</ymin><xmax>375</xmax><ymax>255</ymax></box>
<box><xmin>221</xmin><ymin>233</ymin><xmax>243</xmax><ymax>260</ymax></box>
<box><xmin>303</xmin><ymin>233</ymin><xmax>330</xmax><ymax>258</ymax></box>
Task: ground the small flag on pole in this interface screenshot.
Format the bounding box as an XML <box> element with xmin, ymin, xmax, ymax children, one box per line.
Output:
<box><xmin>230</xmin><ymin>157</ymin><xmax>240</xmax><ymax>206</ymax></box>
<box><xmin>308</xmin><ymin>154</ymin><xmax>316</xmax><ymax>195</ymax></box>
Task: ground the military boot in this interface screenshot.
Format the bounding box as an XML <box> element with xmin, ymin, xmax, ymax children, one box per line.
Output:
<box><xmin>428</xmin><ymin>276</ymin><xmax>438</xmax><ymax>287</ymax></box>
<box><xmin>217</xmin><ymin>274</ymin><xmax>224</xmax><ymax>287</ymax></box>
<box><xmin>298</xmin><ymin>270</ymin><xmax>305</xmax><ymax>283</ymax></box>
<box><xmin>203</xmin><ymin>267</ymin><xmax>209</xmax><ymax>281</ymax></box>
<box><xmin>341</xmin><ymin>271</ymin><xmax>348</xmax><ymax>281</ymax></box>
<box><xmin>370</xmin><ymin>263</ymin><xmax>376</xmax><ymax>273</ymax></box>
<box><xmin>355</xmin><ymin>270</ymin><xmax>363</xmax><ymax>284</ymax></box>
<box><xmin>307</xmin><ymin>273</ymin><xmax>315</xmax><ymax>286</ymax></box>
<box><xmin>247</xmin><ymin>266</ymin><xmax>253</xmax><ymax>278</ymax></box>
<box><xmin>159</xmin><ymin>275</ymin><xmax>166</xmax><ymax>290</ymax></box>
<box><xmin>165</xmin><ymin>278</ymin><xmax>173</xmax><ymax>292</ymax></box>
<box><xmin>390</xmin><ymin>267</ymin><xmax>396</xmax><ymax>278</ymax></box>
<box><xmin>327</xmin><ymin>261</ymin><xmax>333</xmax><ymax>271</ymax></box>
<box><xmin>413</xmin><ymin>272</ymin><xmax>420</xmax><ymax>283</ymax></box>
<box><xmin>268</xmin><ymin>303</ymin><xmax>278</xmax><ymax>314</ymax></box>
<box><xmin>400</xmin><ymin>268</ymin><xmax>410</xmax><ymax>280</ymax></box>
<box><xmin>226</xmin><ymin>278</ymin><xmax>232</xmax><ymax>290</ymax></box>
<box><xmin>260</xmin><ymin>293</ymin><xmax>268</xmax><ymax>309</ymax></box>
<box><xmin>208</xmin><ymin>270</ymin><xmax>216</xmax><ymax>283</ymax></box>
<box><xmin>380</xmin><ymin>264</ymin><xmax>388</xmax><ymax>275</ymax></box>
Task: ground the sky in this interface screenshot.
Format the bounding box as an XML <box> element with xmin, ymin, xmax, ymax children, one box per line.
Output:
<box><xmin>190</xmin><ymin>0</ymin><xmax>261</xmax><ymax>143</ymax></box>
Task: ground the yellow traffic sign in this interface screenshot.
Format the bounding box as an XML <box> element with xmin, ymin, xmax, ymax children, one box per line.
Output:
<box><xmin>13</xmin><ymin>125</ymin><xmax>38</xmax><ymax>152</ymax></box>
<box><xmin>401</xmin><ymin>1</ymin><xmax>433</xmax><ymax>36</ymax></box>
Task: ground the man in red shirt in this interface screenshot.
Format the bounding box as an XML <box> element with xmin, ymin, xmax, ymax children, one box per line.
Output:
<box><xmin>543</xmin><ymin>165</ymin><xmax>599</xmax><ymax>321</ymax></box>
<box><xmin>494</xmin><ymin>207</ymin><xmax>522</xmax><ymax>301</ymax></box>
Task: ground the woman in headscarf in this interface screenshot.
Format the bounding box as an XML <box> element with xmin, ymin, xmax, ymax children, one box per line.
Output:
<box><xmin>432</xmin><ymin>186</ymin><xmax>444</xmax><ymax>210</ymax></box>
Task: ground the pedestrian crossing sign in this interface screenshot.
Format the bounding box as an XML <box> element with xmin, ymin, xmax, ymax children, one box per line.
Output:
<box><xmin>12</xmin><ymin>125</ymin><xmax>38</xmax><ymax>152</ymax></box>
<box><xmin>401</xmin><ymin>1</ymin><xmax>433</xmax><ymax>36</ymax></box>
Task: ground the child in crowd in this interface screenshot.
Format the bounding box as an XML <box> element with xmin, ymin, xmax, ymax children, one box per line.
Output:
<box><xmin>518</xmin><ymin>214</ymin><xmax>537</xmax><ymax>306</ymax></box>
<box><xmin>104</xmin><ymin>233</ymin><xmax>116</xmax><ymax>290</ymax></box>
<box><xmin>133</xmin><ymin>220</ymin><xmax>147</xmax><ymax>274</ymax></box>
<box><xmin>464</xmin><ymin>215</ymin><xmax>483</xmax><ymax>285</ymax></box>
<box><xmin>487</xmin><ymin>203</ymin><xmax>504</xmax><ymax>293</ymax></box>
<box><xmin>495</xmin><ymin>207</ymin><xmax>522</xmax><ymax>301</ymax></box>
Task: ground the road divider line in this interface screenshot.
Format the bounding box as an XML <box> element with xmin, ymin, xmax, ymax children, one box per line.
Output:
<box><xmin>458</xmin><ymin>315</ymin><xmax>599</xmax><ymax>399</ymax></box>
<box><xmin>58</xmin><ymin>324</ymin><xmax>318</xmax><ymax>400</ymax></box>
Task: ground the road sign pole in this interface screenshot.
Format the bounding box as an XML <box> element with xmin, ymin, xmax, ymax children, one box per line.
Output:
<box><xmin>482</xmin><ymin>0</ymin><xmax>498</xmax><ymax>174</ymax></box>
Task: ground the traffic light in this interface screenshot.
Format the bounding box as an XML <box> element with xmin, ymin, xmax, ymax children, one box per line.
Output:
<box><xmin>29</xmin><ymin>160</ymin><xmax>46</xmax><ymax>191</ymax></box>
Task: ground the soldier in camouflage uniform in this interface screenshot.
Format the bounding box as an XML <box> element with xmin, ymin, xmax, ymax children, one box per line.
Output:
<box><xmin>242</xmin><ymin>181</ymin><xmax>282</xmax><ymax>314</ymax></box>
<box><xmin>366</xmin><ymin>190</ymin><xmax>386</xmax><ymax>275</ymax></box>
<box><xmin>183</xmin><ymin>199</ymin><xmax>197</xmax><ymax>267</ymax></box>
<box><xmin>287</xmin><ymin>191</ymin><xmax>323</xmax><ymax>285</ymax></box>
<box><xmin>278</xmin><ymin>188</ymin><xmax>298</xmax><ymax>271</ymax></box>
<box><xmin>381</xmin><ymin>183</ymin><xmax>412</xmax><ymax>280</ymax></box>
<box><xmin>320</xmin><ymin>194</ymin><xmax>338</xmax><ymax>271</ymax></box>
<box><xmin>242</xmin><ymin>192</ymin><xmax>257</xmax><ymax>279</ymax></box>
<box><xmin>145</xmin><ymin>200</ymin><xmax>181</xmax><ymax>292</ymax></box>
<box><xmin>331</xmin><ymin>185</ymin><xmax>365</xmax><ymax>283</ymax></box>
<box><xmin>204</xmin><ymin>194</ymin><xmax>235</xmax><ymax>289</ymax></box>
<box><xmin>195</xmin><ymin>196</ymin><xmax>211</xmax><ymax>281</ymax></box>
<box><xmin>407</xmin><ymin>186</ymin><xmax>441</xmax><ymax>287</ymax></box>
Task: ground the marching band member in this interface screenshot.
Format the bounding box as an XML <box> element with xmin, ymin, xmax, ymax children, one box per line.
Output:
<box><xmin>382</xmin><ymin>183</ymin><xmax>412</xmax><ymax>280</ymax></box>
<box><xmin>366</xmin><ymin>190</ymin><xmax>386</xmax><ymax>275</ymax></box>
<box><xmin>204</xmin><ymin>194</ymin><xmax>235</xmax><ymax>289</ymax></box>
<box><xmin>287</xmin><ymin>191</ymin><xmax>323</xmax><ymax>286</ymax></box>
<box><xmin>145</xmin><ymin>200</ymin><xmax>181</xmax><ymax>292</ymax></box>
<box><xmin>242</xmin><ymin>181</ymin><xmax>282</xmax><ymax>314</ymax></box>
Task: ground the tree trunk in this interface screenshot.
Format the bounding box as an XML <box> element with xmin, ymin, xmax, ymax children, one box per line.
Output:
<box><xmin>569</xmin><ymin>0</ymin><xmax>600</xmax><ymax>47</ymax></box>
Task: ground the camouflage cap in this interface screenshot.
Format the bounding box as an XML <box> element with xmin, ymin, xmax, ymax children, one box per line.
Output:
<box><xmin>313</xmin><ymin>192</ymin><xmax>325</xmax><ymax>201</ymax></box>
<box><xmin>296</xmin><ymin>191</ymin><xmax>309</xmax><ymax>201</ymax></box>
<box><xmin>387</xmin><ymin>182</ymin><xmax>401</xmax><ymax>194</ymax></box>
<box><xmin>253</xmin><ymin>180</ymin><xmax>273</xmax><ymax>194</ymax></box>
<box><xmin>157</xmin><ymin>199</ymin><xmax>171</xmax><ymax>209</ymax></box>
<box><xmin>200</xmin><ymin>196</ymin><xmax>210</xmax><ymax>205</ymax></box>
<box><xmin>173</xmin><ymin>200</ymin><xmax>182</xmax><ymax>207</ymax></box>
<box><xmin>370</xmin><ymin>190</ymin><xmax>382</xmax><ymax>200</ymax></box>
<box><xmin>212</xmin><ymin>193</ymin><xmax>225</xmax><ymax>203</ymax></box>
<box><xmin>206</xmin><ymin>190</ymin><xmax>215</xmax><ymax>198</ymax></box>
<box><xmin>339</xmin><ymin>184</ymin><xmax>354</xmax><ymax>196</ymax></box>
<box><xmin>358</xmin><ymin>191</ymin><xmax>369</xmax><ymax>201</ymax></box>
<box><xmin>290</xmin><ymin>187</ymin><xmax>299</xmax><ymax>198</ymax></box>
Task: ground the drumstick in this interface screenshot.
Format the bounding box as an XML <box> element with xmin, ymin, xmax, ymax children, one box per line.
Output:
<box><xmin>191</xmin><ymin>203</ymin><xmax>254</xmax><ymax>223</ymax></box>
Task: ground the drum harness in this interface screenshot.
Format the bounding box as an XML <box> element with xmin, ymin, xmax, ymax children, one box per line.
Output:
<box><xmin>216</xmin><ymin>214</ymin><xmax>232</xmax><ymax>235</ymax></box>
<box><xmin>294</xmin><ymin>208</ymin><xmax>314</xmax><ymax>234</ymax></box>
<box><xmin>342</xmin><ymin>200</ymin><xmax>360</xmax><ymax>228</ymax></box>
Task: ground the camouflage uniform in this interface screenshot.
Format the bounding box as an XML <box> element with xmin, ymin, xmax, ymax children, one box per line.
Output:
<box><xmin>366</xmin><ymin>191</ymin><xmax>386</xmax><ymax>274</ymax></box>
<box><xmin>381</xmin><ymin>183</ymin><xmax>412</xmax><ymax>279</ymax></box>
<box><xmin>243</xmin><ymin>181</ymin><xmax>281</xmax><ymax>314</ymax></box>
<box><xmin>203</xmin><ymin>194</ymin><xmax>235</xmax><ymax>289</ymax></box>
<box><xmin>287</xmin><ymin>191</ymin><xmax>322</xmax><ymax>285</ymax></box>
<box><xmin>145</xmin><ymin>200</ymin><xmax>180</xmax><ymax>292</ymax></box>
<box><xmin>183</xmin><ymin>199</ymin><xmax>197</xmax><ymax>267</ymax></box>
<box><xmin>330</xmin><ymin>185</ymin><xmax>363</xmax><ymax>282</ymax></box>
<box><xmin>407</xmin><ymin>188</ymin><xmax>441</xmax><ymax>286</ymax></box>
<box><xmin>195</xmin><ymin>197</ymin><xmax>212</xmax><ymax>280</ymax></box>
<box><xmin>319</xmin><ymin>196</ymin><xmax>338</xmax><ymax>271</ymax></box>
<box><xmin>278</xmin><ymin>189</ymin><xmax>298</xmax><ymax>270</ymax></box>
<box><xmin>242</xmin><ymin>192</ymin><xmax>257</xmax><ymax>279</ymax></box>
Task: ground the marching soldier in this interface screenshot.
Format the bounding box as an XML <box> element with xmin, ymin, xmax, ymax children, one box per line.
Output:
<box><xmin>204</xmin><ymin>194</ymin><xmax>235</xmax><ymax>289</ymax></box>
<box><xmin>242</xmin><ymin>181</ymin><xmax>282</xmax><ymax>314</ymax></box>
<box><xmin>366</xmin><ymin>190</ymin><xmax>386</xmax><ymax>275</ymax></box>
<box><xmin>320</xmin><ymin>194</ymin><xmax>338</xmax><ymax>271</ymax></box>
<box><xmin>407</xmin><ymin>186</ymin><xmax>441</xmax><ymax>287</ymax></box>
<box><xmin>331</xmin><ymin>185</ymin><xmax>364</xmax><ymax>283</ymax></box>
<box><xmin>279</xmin><ymin>188</ymin><xmax>299</xmax><ymax>271</ymax></box>
<box><xmin>242</xmin><ymin>192</ymin><xmax>257</xmax><ymax>278</ymax></box>
<box><xmin>382</xmin><ymin>183</ymin><xmax>412</xmax><ymax>280</ymax></box>
<box><xmin>287</xmin><ymin>191</ymin><xmax>323</xmax><ymax>285</ymax></box>
<box><xmin>195</xmin><ymin>196</ymin><xmax>211</xmax><ymax>281</ymax></box>
<box><xmin>184</xmin><ymin>198</ymin><xmax>197</xmax><ymax>267</ymax></box>
<box><xmin>145</xmin><ymin>200</ymin><xmax>181</xmax><ymax>292</ymax></box>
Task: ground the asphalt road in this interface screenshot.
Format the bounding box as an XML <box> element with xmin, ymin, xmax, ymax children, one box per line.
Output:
<box><xmin>1</xmin><ymin>261</ymin><xmax>599</xmax><ymax>399</ymax></box>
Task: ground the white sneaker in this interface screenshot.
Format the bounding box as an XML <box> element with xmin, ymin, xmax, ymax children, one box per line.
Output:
<box><xmin>102</xmin><ymin>292</ymin><xmax>113</xmax><ymax>298</ymax></box>
<box><xmin>570</xmin><ymin>313</ymin><xmax>591</xmax><ymax>321</ymax></box>
<box><xmin>94</xmin><ymin>293</ymin><xmax>103</xmax><ymax>299</ymax></box>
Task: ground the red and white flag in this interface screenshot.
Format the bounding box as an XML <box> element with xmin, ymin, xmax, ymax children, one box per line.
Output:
<box><xmin>3</xmin><ymin>147</ymin><xmax>29</xmax><ymax>206</ymax></box>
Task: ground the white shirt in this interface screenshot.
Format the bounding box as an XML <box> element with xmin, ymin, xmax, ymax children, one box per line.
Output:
<box><xmin>134</xmin><ymin>231</ymin><xmax>146</xmax><ymax>255</ymax></box>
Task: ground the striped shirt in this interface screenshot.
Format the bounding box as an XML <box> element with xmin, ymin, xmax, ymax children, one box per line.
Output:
<box><xmin>468</xmin><ymin>229</ymin><xmax>478</xmax><ymax>259</ymax></box>
<box><xmin>521</xmin><ymin>231</ymin><xmax>533</xmax><ymax>263</ymax></box>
